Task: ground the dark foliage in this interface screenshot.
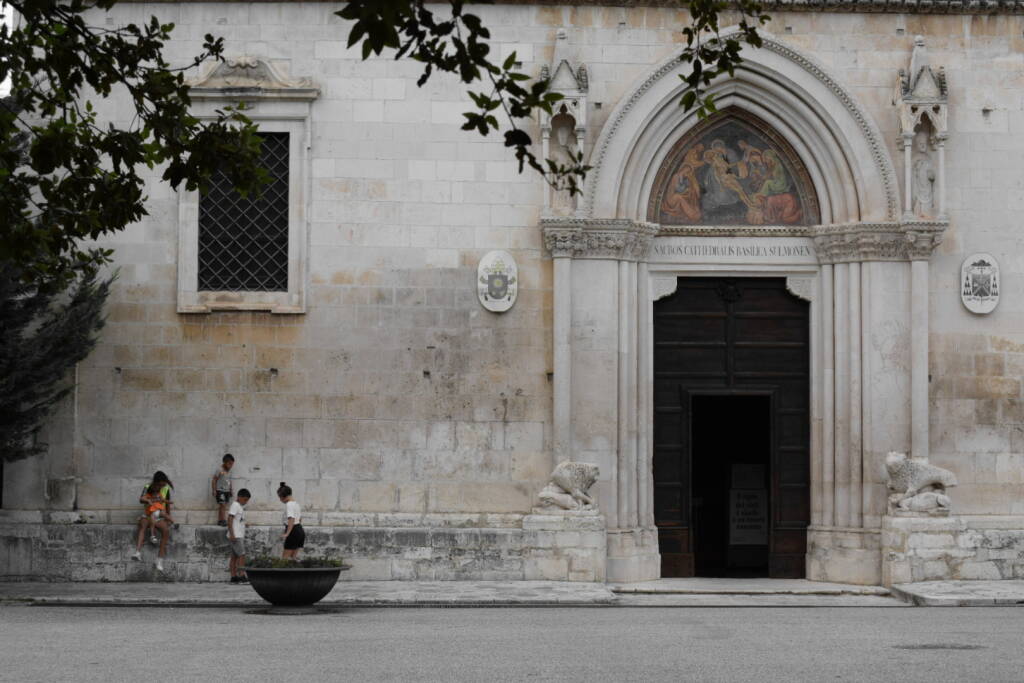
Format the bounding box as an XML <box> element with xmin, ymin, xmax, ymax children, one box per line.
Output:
<box><xmin>248</xmin><ymin>555</ymin><xmax>347</xmax><ymax>569</ymax></box>
<box><xmin>0</xmin><ymin>261</ymin><xmax>111</xmax><ymax>462</ymax></box>
<box><xmin>0</xmin><ymin>0</ymin><xmax>266</xmax><ymax>287</ymax></box>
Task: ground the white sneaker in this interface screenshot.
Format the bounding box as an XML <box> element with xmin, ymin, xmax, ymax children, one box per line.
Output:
<box><xmin>155</xmin><ymin>559</ymin><xmax>164</xmax><ymax>572</ymax></box>
<box><xmin>130</xmin><ymin>551</ymin><xmax>141</xmax><ymax>561</ymax></box>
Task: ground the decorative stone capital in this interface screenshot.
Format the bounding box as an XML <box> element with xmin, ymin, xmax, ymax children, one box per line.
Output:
<box><xmin>650</xmin><ymin>276</ymin><xmax>679</xmax><ymax>302</ymax></box>
<box><xmin>188</xmin><ymin>57</ymin><xmax>319</xmax><ymax>100</ymax></box>
<box><xmin>541</xmin><ymin>218</ymin><xmax>658</xmax><ymax>261</ymax></box>
<box><xmin>785</xmin><ymin>276</ymin><xmax>815</xmax><ymax>302</ymax></box>
<box><xmin>811</xmin><ymin>221</ymin><xmax>946</xmax><ymax>264</ymax></box>
<box><xmin>904</xmin><ymin>221</ymin><xmax>946</xmax><ymax>261</ymax></box>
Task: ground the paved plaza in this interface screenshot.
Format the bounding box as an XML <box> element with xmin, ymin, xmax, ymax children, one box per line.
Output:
<box><xmin>3</xmin><ymin>605</ymin><xmax>1023</xmax><ymax>682</ymax></box>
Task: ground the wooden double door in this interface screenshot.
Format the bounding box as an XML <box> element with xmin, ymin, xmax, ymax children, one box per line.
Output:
<box><xmin>653</xmin><ymin>277</ymin><xmax>810</xmax><ymax>578</ymax></box>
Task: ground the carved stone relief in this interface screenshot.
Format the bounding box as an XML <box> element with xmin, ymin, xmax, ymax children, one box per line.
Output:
<box><xmin>651</xmin><ymin>276</ymin><xmax>679</xmax><ymax>302</ymax></box>
<box><xmin>536</xmin><ymin>461</ymin><xmax>600</xmax><ymax>513</ymax></box>
<box><xmin>885</xmin><ymin>451</ymin><xmax>957</xmax><ymax>516</ymax></box>
<box><xmin>961</xmin><ymin>253</ymin><xmax>1000</xmax><ymax>315</ymax></box>
<box><xmin>541</xmin><ymin>218</ymin><xmax>658</xmax><ymax>261</ymax></box>
<box><xmin>187</xmin><ymin>56</ymin><xmax>319</xmax><ymax>100</ymax></box>
<box><xmin>811</xmin><ymin>222</ymin><xmax>945</xmax><ymax>263</ymax></box>
<box><xmin>785</xmin><ymin>276</ymin><xmax>815</xmax><ymax>302</ymax></box>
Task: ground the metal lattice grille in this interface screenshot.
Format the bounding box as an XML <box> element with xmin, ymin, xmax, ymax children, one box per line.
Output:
<box><xmin>198</xmin><ymin>132</ymin><xmax>290</xmax><ymax>292</ymax></box>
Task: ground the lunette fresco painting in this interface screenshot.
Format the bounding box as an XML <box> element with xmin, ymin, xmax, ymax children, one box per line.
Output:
<box><xmin>650</xmin><ymin>111</ymin><xmax>820</xmax><ymax>226</ymax></box>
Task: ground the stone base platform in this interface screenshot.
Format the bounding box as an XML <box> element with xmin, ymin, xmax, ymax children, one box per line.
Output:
<box><xmin>0</xmin><ymin>513</ymin><xmax>606</xmax><ymax>583</ymax></box>
<box><xmin>882</xmin><ymin>515</ymin><xmax>1024</xmax><ymax>585</ymax></box>
<box><xmin>891</xmin><ymin>580</ymin><xmax>1024</xmax><ymax>606</ymax></box>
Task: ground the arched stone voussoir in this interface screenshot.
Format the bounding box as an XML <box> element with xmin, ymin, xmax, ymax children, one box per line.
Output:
<box><xmin>585</xmin><ymin>34</ymin><xmax>898</xmax><ymax>226</ymax></box>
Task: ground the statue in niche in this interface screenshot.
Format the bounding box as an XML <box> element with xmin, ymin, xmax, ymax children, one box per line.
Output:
<box><xmin>537</xmin><ymin>461</ymin><xmax>599</xmax><ymax>512</ymax></box>
<box><xmin>911</xmin><ymin>130</ymin><xmax>936</xmax><ymax>218</ymax></box>
<box><xmin>548</xmin><ymin>109</ymin><xmax>578</xmax><ymax>215</ymax></box>
<box><xmin>885</xmin><ymin>451</ymin><xmax>957</xmax><ymax>516</ymax></box>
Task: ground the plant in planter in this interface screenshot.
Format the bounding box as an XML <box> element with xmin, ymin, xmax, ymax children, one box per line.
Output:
<box><xmin>245</xmin><ymin>556</ymin><xmax>349</xmax><ymax>606</ymax></box>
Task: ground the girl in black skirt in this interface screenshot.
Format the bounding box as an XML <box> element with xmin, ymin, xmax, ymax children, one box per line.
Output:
<box><xmin>278</xmin><ymin>482</ymin><xmax>304</xmax><ymax>559</ymax></box>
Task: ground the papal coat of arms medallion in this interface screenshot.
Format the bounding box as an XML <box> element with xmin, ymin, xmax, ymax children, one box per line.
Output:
<box><xmin>477</xmin><ymin>250</ymin><xmax>518</xmax><ymax>313</ymax></box>
<box><xmin>961</xmin><ymin>252</ymin><xmax>1000</xmax><ymax>314</ymax></box>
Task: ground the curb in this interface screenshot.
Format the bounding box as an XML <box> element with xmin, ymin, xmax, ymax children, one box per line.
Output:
<box><xmin>2</xmin><ymin>598</ymin><xmax>618</xmax><ymax>608</ymax></box>
<box><xmin>889</xmin><ymin>586</ymin><xmax>1024</xmax><ymax>607</ymax></box>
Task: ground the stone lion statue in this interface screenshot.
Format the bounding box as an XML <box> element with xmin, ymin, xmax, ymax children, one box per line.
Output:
<box><xmin>537</xmin><ymin>461</ymin><xmax>600</xmax><ymax>512</ymax></box>
<box><xmin>885</xmin><ymin>451</ymin><xmax>957</xmax><ymax>515</ymax></box>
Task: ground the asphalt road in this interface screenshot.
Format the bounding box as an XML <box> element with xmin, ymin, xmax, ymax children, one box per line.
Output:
<box><xmin>1</xmin><ymin>605</ymin><xmax>1021</xmax><ymax>682</ymax></box>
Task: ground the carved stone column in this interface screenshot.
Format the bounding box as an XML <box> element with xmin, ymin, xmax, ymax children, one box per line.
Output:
<box><xmin>541</xmin><ymin>218</ymin><xmax>660</xmax><ymax>582</ymax></box>
<box><xmin>808</xmin><ymin>221</ymin><xmax>945</xmax><ymax>584</ymax></box>
<box><xmin>907</xmin><ymin>227</ymin><xmax>944</xmax><ymax>463</ymax></box>
<box><xmin>542</xmin><ymin>227</ymin><xmax>578</xmax><ymax>467</ymax></box>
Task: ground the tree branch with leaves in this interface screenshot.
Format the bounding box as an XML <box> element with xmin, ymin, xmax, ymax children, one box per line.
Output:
<box><xmin>0</xmin><ymin>0</ymin><xmax>266</xmax><ymax>287</ymax></box>
<box><xmin>340</xmin><ymin>0</ymin><xmax>768</xmax><ymax>195</ymax></box>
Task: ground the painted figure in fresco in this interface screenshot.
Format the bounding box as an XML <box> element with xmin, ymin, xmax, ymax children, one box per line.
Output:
<box><xmin>752</xmin><ymin>149</ymin><xmax>803</xmax><ymax>224</ymax></box>
<box><xmin>659</xmin><ymin>143</ymin><xmax>705</xmax><ymax>222</ymax></box>
<box><xmin>736</xmin><ymin>140</ymin><xmax>767</xmax><ymax>187</ymax></box>
<box><xmin>656</xmin><ymin>124</ymin><xmax>810</xmax><ymax>226</ymax></box>
<box><xmin>700</xmin><ymin>139</ymin><xmax>751</xmax><ymax>215</ymax></box>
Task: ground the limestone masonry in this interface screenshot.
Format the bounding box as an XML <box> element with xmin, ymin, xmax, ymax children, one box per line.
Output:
<box><xmin>3</xmin><ymin>2</ymin><xmax>1024</xmax><ymax>585</ymax></box>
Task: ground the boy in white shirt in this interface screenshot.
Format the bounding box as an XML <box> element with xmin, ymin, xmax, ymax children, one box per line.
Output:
<box><xmin>227</xmin><ymin>488</ymin><xmax>250</xmax><ymax>584</ymax></box>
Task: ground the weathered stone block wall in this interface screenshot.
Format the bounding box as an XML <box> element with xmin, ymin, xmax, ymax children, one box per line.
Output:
<box><xmin>881</xmin><ymin>516</ymin><xmax>1024</xmax><ymax>585</ymax></box>
<box><xmin>0</xmin><ymin>513</ymin><xmax>605</xmax><ymax>583</ymax></box>
<box><xmin>930</xmin><ymin>334</ymin><xmax>1024</xmax><ymax>516</ymax></box>
<box><xmin>3</xmin><ymin>4</ymin><xmax>1024</xmax><ymax>578</ymax></box>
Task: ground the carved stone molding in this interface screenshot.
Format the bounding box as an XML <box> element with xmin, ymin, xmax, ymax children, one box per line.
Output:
<box><xmin>491</xmin><ymin>0</ymin><xmax>1024</xmax><ymax>13</ymax></box>
<box><xmin>541</xmin><ymin>218</ymin><xmax>659</xmax><ymax>261</ymax></box>
<box><xmin>651</xmin><ymin>276</ymin><xmax>679</xmax><ymax>302</ymax></box>
<box><xmin>786</xmin><ymin>276</ymin><xmax>815</xmax><ymax>302</ymax></box>
<box><xmin>811</xmin><ymin>221</ymin><xmax>946</xmax><ymax>263</ymax></box>
<box><xmin>188</xmin><ymin>57</ymin><xmax>319</xmax><ymax>100</ymax></box>
<box><xmin>585</xmin><ymin>34</ymin><xmax>898</xmax><ymax>222</ymax></box>
<box><xmin>658</xmin><ymin>224</ymin><xmax>811</xmax><ymax>238</ymax></box>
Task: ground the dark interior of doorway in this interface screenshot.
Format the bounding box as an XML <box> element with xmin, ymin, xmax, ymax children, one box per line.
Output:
<box><xmin>691</xmin><ymin>394</ymin><xmax>770</xmax><ymax>578</ymax></box>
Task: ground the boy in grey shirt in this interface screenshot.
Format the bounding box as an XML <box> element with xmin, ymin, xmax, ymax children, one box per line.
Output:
<box><xmin>212</xmin><ymin>453</ymin><xmax>234</xmax><ymax>527</ymax></box>
<box><xmin>228</xmin><ymin>488</ymin><xmax>250</xmax><ymax>583</ymax></box>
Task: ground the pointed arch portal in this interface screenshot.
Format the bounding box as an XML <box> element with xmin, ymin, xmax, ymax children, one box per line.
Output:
<box><xmin>542</xmin><ymin>33</ymin><xmax>944</xmax><ymax>584</ymax></box>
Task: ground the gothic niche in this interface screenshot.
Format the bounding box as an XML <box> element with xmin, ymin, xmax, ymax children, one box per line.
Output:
<box><xmin>540</xmin><ymin>28</ymin><xmax>587</xmax><ymax>218</ymax></box>
<box><xmin>895</xmin><ymin>36</ymin><xmax>948</xmax><ymax>221</ymax></box>
<box><xmin>648</xmin><ymin>109</ymin><xmax>820</xmax><ymax>227</ymax></box>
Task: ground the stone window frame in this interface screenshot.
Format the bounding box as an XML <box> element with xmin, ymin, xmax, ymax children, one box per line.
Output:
<box><xmin>177</xmin><ymin>58</ymin><xmax>318</xmax><ymax>314</ymax></box>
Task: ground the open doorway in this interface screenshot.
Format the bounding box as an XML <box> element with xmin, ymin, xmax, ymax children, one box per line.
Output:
<box><xmin>691</xmin><ymin>394</ymin><xmax>771</xmax><ymax>577</ymax></box>
<box><xmin>653</xmin><ymin>277</ymin><xmax>810</xmax><ymax>578</ymax></box>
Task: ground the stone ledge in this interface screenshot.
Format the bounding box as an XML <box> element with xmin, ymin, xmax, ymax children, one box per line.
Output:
<box><xmin>0</xmin><ymin>521</ymin><xmax>606</xmax><ymax>583</ymax></box>
<box><xmin>0</xmin><ymin>580</ymin><xmax>617</xmax><ymax>606</ymax></box>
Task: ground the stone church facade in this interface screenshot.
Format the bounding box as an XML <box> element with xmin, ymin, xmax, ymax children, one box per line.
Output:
<box><xmin>3</xmin><ymin>1</ymin><xmax>1024</xmax><ymax>585</ymax></box>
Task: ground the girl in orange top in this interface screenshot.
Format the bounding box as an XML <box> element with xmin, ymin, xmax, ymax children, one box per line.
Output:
<box><xmin>142</xmin><ymin>482</ymin><xmax>176</xmax><ymax>545</ymax></box>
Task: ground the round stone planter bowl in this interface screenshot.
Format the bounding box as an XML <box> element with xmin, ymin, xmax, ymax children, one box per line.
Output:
<box><xmin>245</xmin><ymin>566</ymin><xmax>349</xmax><ymax>606</ymax></box>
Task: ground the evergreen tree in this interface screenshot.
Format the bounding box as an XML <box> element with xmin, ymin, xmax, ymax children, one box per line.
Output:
<box><xmin>0</xmin><ymin>261</ymin><xmax>110</xmax><ymax>462</ymax></box>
